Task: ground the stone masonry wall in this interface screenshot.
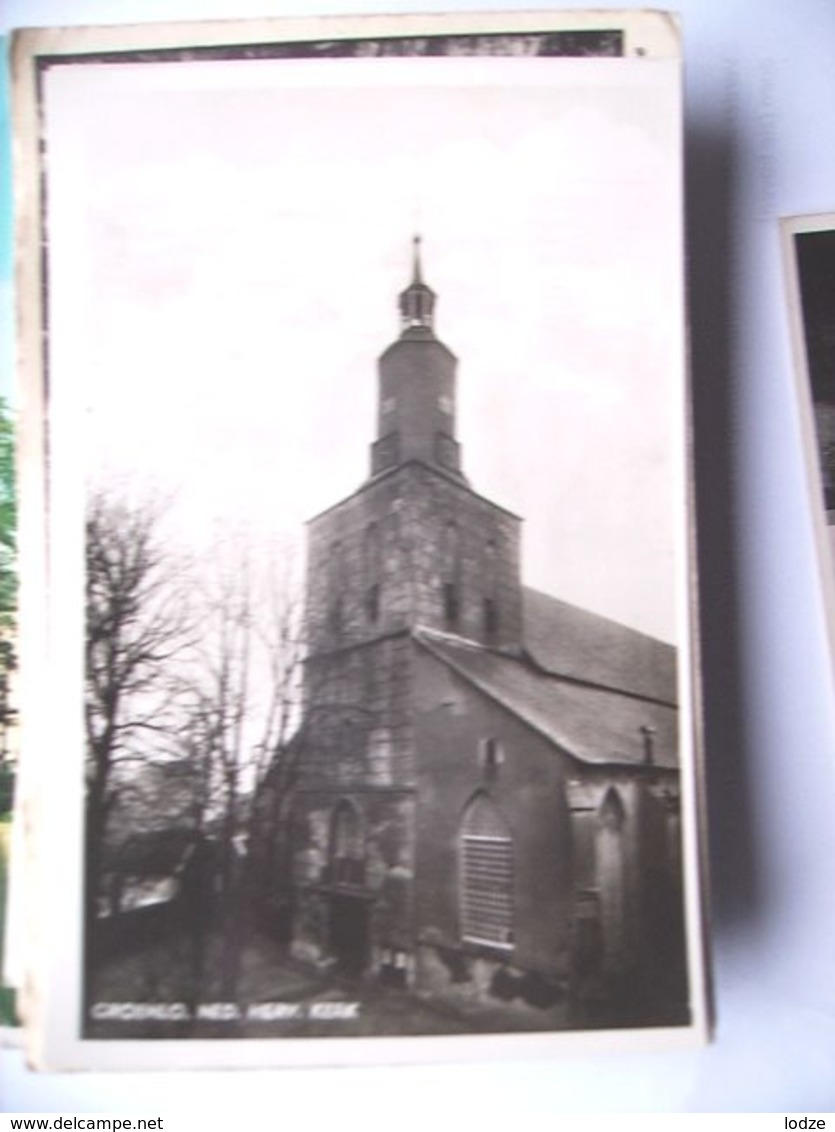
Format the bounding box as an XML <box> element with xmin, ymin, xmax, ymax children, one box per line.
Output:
<box><xmin>305</xmin><ymin>462</ymin><xmax>523</xmax><ymax>657</ymax></box>
<box><xmin>301</xmin><ymin>634</ymin><xmax>415</xmax><ymax>788</ymax></box>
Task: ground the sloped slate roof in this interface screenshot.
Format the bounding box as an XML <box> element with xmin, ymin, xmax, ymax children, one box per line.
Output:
<box><xmin>415</xmin><ymin>628</ymin><xmax>678</xmax><ymax>769</ymax></box>
<box><xmin>522</xmin><ymin>587</ymin><xmax>677</xmax><ymax>705</ymax></box>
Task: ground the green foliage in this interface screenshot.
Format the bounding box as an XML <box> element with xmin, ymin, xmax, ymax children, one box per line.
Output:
<box><xmin>0</xmin><ymin>395</ymin><xmax>14</xmax><ymax>623</ymax></box>
<box><xmin>0</xmin><ymin>397</ymin><xmax>15</xmax><ymax>811</ymax></box>
<box><xmin>0</xmin><ymin>761</ymin><xmax>12</xmax><ymax>814</ymax></box>
<box><xmin>0</xmin><ymin>814</ymin><xmax>16</xmax><ymax>1025</ymax></box>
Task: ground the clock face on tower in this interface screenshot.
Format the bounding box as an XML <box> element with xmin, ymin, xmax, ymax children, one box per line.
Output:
<box><xmin>371</xmin><ymin>241</ymin><xmax>466</xmax><ymax>483</ymax></box>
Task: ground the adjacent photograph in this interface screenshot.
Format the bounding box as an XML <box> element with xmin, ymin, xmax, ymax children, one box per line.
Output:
<box><xmin>783</xmin><ymin>213</ymin><xmax>835</xmax><ymax>675</ymax></box>
<box><xmin>12</xmin><ymin>11</ymin><xmax>708</xmax><ymax>1067</ymax></box>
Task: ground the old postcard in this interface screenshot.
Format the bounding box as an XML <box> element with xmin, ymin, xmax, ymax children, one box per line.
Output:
<box><xmin>12</xmin><ymin>10</ymin><xmax>709</xmax><ymax>1068</ymax></box>
<box><xmin>782</xmin><ymin>214</ymin><xmax>835</xmax><ymax>657</ymax></box>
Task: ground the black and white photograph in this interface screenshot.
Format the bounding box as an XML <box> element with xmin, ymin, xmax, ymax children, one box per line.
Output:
<box><xmin>783</xmin><ymin>213</ymin><xmax>835</xmax><ymax>656</ymax></box>
<box><xmin>12</xmin><ymin>11</ymin><xmax>707</xmax><ymax>1068</ymax></box>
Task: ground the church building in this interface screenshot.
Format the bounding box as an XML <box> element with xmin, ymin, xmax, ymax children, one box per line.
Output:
<box><xmin>263</xmin><ymin>240</ymin><xmax>687</xmax><ymax>1028</ymax></box>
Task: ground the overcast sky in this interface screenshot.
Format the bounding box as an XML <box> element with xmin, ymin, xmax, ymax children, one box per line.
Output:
<box><xmin>42</xmin><ymin>52</ymin><xmax>684</xmax><ymax>643</ymax></box>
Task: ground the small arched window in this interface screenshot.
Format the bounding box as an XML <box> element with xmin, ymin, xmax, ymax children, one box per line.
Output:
<box><xmin>459</xmin><ymin>793</ymin><xmax>513</xmax><ymax>948</ymax></box>
<box><xmin>598</xmin><ymin>786</ymin><xmax>626</xmax><ymax>832</ymax></box>
<box><xmin>330</xmin><ymin>800</ymin><xmax>365</xmax><ymax>886</ymax></box>
<box><xmin>479</xmin><ymin>737</ymin><xmax>504</xmax><ymax>782</ymax></box>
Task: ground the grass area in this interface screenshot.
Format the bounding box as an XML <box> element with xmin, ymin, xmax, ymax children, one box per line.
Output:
<box><xmin>0</xmin><ymin>812</ymin><xmax>18</xmax><ymax>1025</ymax></box>
<box><xmin>85</xmin><ymin>928</ymin><xmax>569</xmax><ymax>1041</ymax></box>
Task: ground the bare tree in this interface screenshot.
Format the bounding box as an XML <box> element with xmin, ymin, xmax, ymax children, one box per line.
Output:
<box><xmin>176</xmin><ymin>545</ymin><xmax>305</xmax><ymax>997</ymax></box>
<box><xmin>84</xmin><ymin>489</ymin><xmax>192</xmax><ymax>959</ymax></box>
<box><xmin>84</xmin><ymin>492</ymin><xmax>307</xmax><ymax>1007</ymax></box>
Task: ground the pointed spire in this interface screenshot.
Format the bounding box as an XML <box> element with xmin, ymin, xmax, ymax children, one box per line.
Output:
<box><xmin>412</xmin><ymin>234</ymin><xmax>424</xmax><ymax>284</ymax></box>
<box><xmin>399</xmin><ymin>235</ymin><xmax>435</xmax><ymax>333</ymax></box>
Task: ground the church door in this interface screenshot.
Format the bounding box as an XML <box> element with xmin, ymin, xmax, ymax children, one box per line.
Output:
<box><xmin>328</xmin><ymin>894</ymin><xmax>370</xmax><ymax>977</ymax></box>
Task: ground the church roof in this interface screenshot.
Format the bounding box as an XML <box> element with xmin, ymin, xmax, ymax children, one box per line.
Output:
<box><xmin>414</xmin><ymin>627</ymin><xmax>678</xmax><ymax>770</ymax></box>
<box><xmin>521</xmin><ymin>587</ymin><xmax>677</xmax><ymax>705</ymax></box>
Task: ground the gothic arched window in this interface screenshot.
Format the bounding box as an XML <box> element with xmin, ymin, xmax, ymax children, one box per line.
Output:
<box><xmin>459</xmin><ymin>793</ymin><xmax>514</xmax><ymax>948</ymax></box>
<box><xmin>596</xmin><ymin>786</ymin><xmax>628</xmax><ymax>971</ymax></box>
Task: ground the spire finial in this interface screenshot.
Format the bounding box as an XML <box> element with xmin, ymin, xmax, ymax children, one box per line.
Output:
<box><xmin>398</xmin><ymin>234</ymin><xmax>435</xmax><ymax>333</ymax></box>
<box><xmin>412</xmin><ymin>234</ymin><xmax>423</xmax><ymax>284</ymax></box>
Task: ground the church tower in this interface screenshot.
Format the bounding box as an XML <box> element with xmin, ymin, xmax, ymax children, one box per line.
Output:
<box><xmin>372</xmin><ymin>236</ymin><xmax>464</xmax><ymax>481</ymax></box>
<box><xmin>305</xmin><ymin>239</ymin><xmax>523</xmax><ymax>658</ymax></box>
<box><xmin>289</xmin><ymin>242</ymin><xmax>524</xmax><ymax>977</ymax></box>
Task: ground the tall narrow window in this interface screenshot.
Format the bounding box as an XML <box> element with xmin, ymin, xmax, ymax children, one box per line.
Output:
<box><xmin>596</xmin><ymin>786</ymin><xmax>628</xmax><ymax>971</ymax></box>
<box><xmin>330</xmin><ymin>800</ymin><xmax>365</xmax><ymax>887</ymax></box>
<box><xmin>440</xmin><ymin>520</ymin><xmax>461</xmax><ymax>630</ymax></box>
<box><xmin>483</xmin><ymin>540</ymin><xmax>499</xmax><ymax>642</ymax></box>
<box><xmin>459</xmin><ymin>793</ymin><xmax>514</xmax><ymax>948</ymax></box>
<box><xmin>366</xmin><ymin>584</ymin><xmax>380</xmax><ymax>623</ymax></box>
<box><xmin>328</xmin><ymin>540</ymin><xmax>345</xmax><ymax>638</ymax></box>
<box><xmin>479</xmin><ymin>737</ymin><xmax>504</xmax><ymax>782</ymax></box>
<box><xmin>443</xmin><ymin>582</ymin><xmax>460</xmax><ymax>628</ymax></box>
<box><xmin>483</xmin><ymin>597</ymin><xmax>499</xmax><ymax>641</ymax></box>
<box><xmin>364</xmin><ymin>521</ymin><xmax>382</xmax><ymax>624</ymax></box>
